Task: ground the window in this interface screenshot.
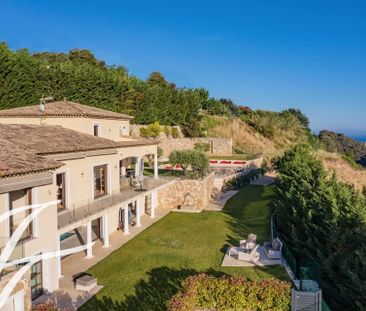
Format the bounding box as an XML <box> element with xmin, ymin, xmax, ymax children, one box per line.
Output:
<box><xmin>94</xmin><ymin>165</ymin><xmax>108</xmax><ymax>198</ymax></box>
<box><xmin>31</xmin><ymin>261</ymin><xmax>43</xmax><ymax>300</ymax></box>
<box><xmin>56</xmin><ymin>173</ymin><xmax>66</xmax><ymax>211</ymax></box>
<box><xmin>9</xmin><ymin>189</ymin><xmax>32</xmax><ymax>241</ymax></box>
<box><xmin>93</xmin><ymin>124</ymin><xmax>100</xmax><ymax>137</ymax></box>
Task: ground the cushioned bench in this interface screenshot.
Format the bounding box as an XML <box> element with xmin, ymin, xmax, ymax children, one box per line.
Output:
<box><xmin>75</xmin><ymin>275</ymin><xmax>97</xmax><ymax>291</ymax></box>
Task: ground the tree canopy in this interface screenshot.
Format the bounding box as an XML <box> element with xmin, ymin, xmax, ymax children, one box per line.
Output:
<box><xmin>0</xmin><ymin>43</ymin><xmax>205</xmax><ymax>135</ymax></box>
<box><xmin>273</xmin><ymin>144</ymin><xmax>366</xmax><ymax>310</ymax></box>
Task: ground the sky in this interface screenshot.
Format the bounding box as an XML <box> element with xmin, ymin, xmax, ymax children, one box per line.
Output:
<box><xmin>1</xmin><ymin>0</ymin><xmax>366</xmax><ymax>135</ymax></box>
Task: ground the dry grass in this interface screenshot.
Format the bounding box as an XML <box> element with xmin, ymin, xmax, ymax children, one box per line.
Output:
<box><xmin>317</xmin><ymin>150</ymin><xmax>366</xmax><ymax>190</ymax></box>
<box><xmin>203</xmin><ymin>116</ymin><xmax>306</xmax><ymax>159</ymax></box>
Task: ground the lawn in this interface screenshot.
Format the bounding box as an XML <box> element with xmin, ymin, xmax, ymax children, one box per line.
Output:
<box><xmin>81</xmin><ymin>185</ymin><xmax>288</xmax><ymax>311</ymax></box>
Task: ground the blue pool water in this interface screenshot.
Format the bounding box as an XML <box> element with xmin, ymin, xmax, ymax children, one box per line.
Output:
<box><xmin>60</xmin><ymin>232</ymin><xmax>75</xmax><ymax>241</ymax></box>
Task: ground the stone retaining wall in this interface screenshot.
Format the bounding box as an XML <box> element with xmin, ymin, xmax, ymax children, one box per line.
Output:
<box><xmin>211</xmin><ymin>157</ymin><xmax>263</xmax><ymax>199</ymax></box>
<box><xmin>157</xmin><ymin>172</ymin><xmax>215</xmax><ymax>210</ymax></box>
<box><xmin>130</xmin><ymin>125</ymin><xmax>232</xmax><ymax>157</ymax></box>
<box><xmin>159</xmin><ymin>138</ymin><xmax>232</xmax><ymax>157</ymax></box>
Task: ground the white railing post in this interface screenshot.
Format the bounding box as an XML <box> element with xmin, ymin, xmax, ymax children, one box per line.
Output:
<box><xmin>136</xmin><ymin>200</ymin><xmax>142</xmax><ymax>227</ymax></box>
<box><xmin>151</xmin><ymin>191</ymin><xmax>157</xmax><ymax>218</ymax></box>
<box><xmin>85</xmin><ymin>222</ymin><xmax>93</xmax><ymax>258</ymax></box>
<box><xmin>102</xmin><ymin>214</ymin><xmax>110</xmax><ymax>248</ymax></box>
<box><xmin>123</xmin><ymin>205</ymin><xmax>129</xmax><ymax>234</ymax></box>
<box><xmin>154</xmin><ymin>153</ymin><xmax>159</xmax><ymax>179</ymax></box>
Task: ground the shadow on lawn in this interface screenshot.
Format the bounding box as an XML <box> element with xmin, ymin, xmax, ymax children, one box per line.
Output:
<box><xmin>81</xmin><ymin>266</ymin><xmax>229</xmax><ymax>311</ymax></box>
<box><xmin>81</xmin><ymin>265</ymin><xmax>285</xmax><ymax>311</ymax></box>
<box><xmin>222</xmin><ymin>186</ymin><xmax>272</xmax><ymax>248</ymax></box>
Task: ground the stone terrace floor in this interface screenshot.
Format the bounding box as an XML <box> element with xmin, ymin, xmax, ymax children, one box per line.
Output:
<box><xmin>35</xmin><ymin>207</ymin><xmax>172</xmax><ymax>310</ymax></box>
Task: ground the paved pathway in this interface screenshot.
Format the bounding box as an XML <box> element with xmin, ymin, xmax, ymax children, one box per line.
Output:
<box><xmin>35</xmin><ymin>207</ymin><xmax>171</xmax><ymax>310</ymax></box>
<box><xmin>221</xmin><ymin>247</ymin><xmax>282</xmax><ymax>267</ymax></box>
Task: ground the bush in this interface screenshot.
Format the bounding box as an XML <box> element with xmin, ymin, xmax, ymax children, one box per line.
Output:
<box><xmin>157</xmin><ymin>146</ymin><xmax>163</xmax><ymax>158</ymax></box>
<box><xmin>163</xmin><ymin>126</ymin><xmax>171</xmax><ymax>137</ymax></box>
<box><xmin>140</xmin><ymin>121</ymin><xmax>162</xmax><ymax>138</ymax></box>
<box><xmin>194</xmin><ymin>142</ymin><xmax>210</xmax><ymax>153</ymax></box>
<box><xmin>168</xmin><ymin>274</ymin><xmax>291</xmax><ymax>311</ymax></box>
<box><xmin>226</xmin><ymin>169</ymin><xmax>263</xmax><ymax>189</ymax></box>
<box><xmin>171</xmin><ymin>127</ymin><xmax>180</xmax><ymax>138</ymax></box>
<box><xmin>169</xmin><ymin>149</ymin><xmax>209</xmax><ymax>178</ymax></box>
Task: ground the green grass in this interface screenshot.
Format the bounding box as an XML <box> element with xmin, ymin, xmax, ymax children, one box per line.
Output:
<box><xmin>81</xmin><ymin>186</ymin><xmax>288</xmax><ymax>311</ymax></box>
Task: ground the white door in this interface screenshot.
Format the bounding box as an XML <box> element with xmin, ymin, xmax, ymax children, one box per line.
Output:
<box><xmin>1</xmin><ymin>290</ymin><xmax>24</xmax><ymax>311</ymax></box>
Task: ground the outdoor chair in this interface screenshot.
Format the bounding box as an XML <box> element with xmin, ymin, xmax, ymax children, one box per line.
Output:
<box><xmin>238</xmin><ymin>244</ymin><xmax>260</xmax><ymax>263</ymax></box>
<box><xmin>263</xmin><ymin>238</ymin><xmax>283</xmax><ymax>260</ymax></box>
<box><xmin>240</xmin><ymin>233</ymin><xmax>257</xmax><ymax>250</ymax></box>
<box><xmin>228</xmin><ymin>246</ymin><xmax>240</xmax><ymax>257</ymax></box>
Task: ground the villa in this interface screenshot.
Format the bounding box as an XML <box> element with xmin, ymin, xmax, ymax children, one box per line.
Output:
<box><xmin>0</xmin><ymin>101</ymin><xmax>172</xmax><ymax>310</ymax></box>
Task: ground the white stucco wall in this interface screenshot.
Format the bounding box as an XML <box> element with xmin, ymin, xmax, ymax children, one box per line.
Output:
<box><xmin>0</xmin><ymin>117</ymin><xmax>130</xmax><ymax>141</ymax></box>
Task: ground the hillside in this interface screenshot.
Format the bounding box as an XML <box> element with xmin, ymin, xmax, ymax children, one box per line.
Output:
<box><xmin>317</xmin><ymin>150</ymin><xmax>366</xmax><ymax>191</ymax></box>
<box><xmin>201</xmin><ymin>114</ymin><xmax>309</xmax><ymax>158</ymax></box>
<box><xmin>319</xmin><ymin>130</ymin><xmax>366</xmax><ymax>166</ymax></box>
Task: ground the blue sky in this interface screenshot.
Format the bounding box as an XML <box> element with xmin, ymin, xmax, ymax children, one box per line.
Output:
<box><xmin>1</xmin><ymin>0</ymin><xmax>366</xmax><ymax>134</ymax></box>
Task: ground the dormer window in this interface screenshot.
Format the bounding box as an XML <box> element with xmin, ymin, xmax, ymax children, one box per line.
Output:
<box><xmin>93</xmin><ymin>123</ymin><xmax>101</xmax><ymax>137</ymax></box>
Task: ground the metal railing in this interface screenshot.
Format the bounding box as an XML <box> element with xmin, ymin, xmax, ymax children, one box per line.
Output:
<box><xmin>57</xmin><ymin>176</ymin><xmax>172</xmax><ymax>230</ymax></box>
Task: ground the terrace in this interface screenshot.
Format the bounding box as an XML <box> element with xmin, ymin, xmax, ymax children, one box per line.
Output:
<box><xmin>57</xmin><ymin>176</ymin><xmax>174</xmax><ymax>232</ymax></box>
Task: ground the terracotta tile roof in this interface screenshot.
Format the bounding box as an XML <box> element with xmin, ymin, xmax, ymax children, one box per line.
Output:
<box><xmin>0</xmin><ymin>124</ymin><xmax>158</xmax><ymax>178</ymax></box>
<box><xmin>0</xmin><ymin>140</ymin><xmax>62</xmax><ymax>178</ymax></box>
<box><xmin>0</xmin><ymin>124</ymin><xmax>121</xmax><ymax>155</ymax></box>
<box><xmin>0</xmin><ymin>101</ymin><xmax>133</xmax><ymax>120</ymax></box>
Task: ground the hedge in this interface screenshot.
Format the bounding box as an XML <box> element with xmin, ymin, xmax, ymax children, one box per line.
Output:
<box><xmin>168</xmin><ymin>274</ymin><xmax>291</xmax><ymax>311</ymax></box>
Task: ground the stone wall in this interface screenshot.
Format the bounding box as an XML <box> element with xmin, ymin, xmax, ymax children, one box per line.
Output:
<box><xmin>130</xmin><ymin>125</ymin><xmax>232</xmax><ymax>157</ymax></box>
<box><xmin>211</xmin><ymin>157</ymin><xmax>263</xmax><ymax>199</ymax></box>
<box><xmin>157</xmin><ymin>172</ymin><xmax>215</xmax><ymax>210</ymax></box>
<box><xmin>159</xmin><ymin>138</ymin><xmax>232</xmax><ymax>157</ymax></box>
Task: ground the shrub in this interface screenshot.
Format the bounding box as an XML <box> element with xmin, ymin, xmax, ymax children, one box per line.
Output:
<box><xmin>163</xmin><ymin>126</ymin><xmax>171</xmax><ymax>137</ymax></box>
<box><xmin>226</xmin><ymin>169</ymin><xmax>263</xmax><ymax>189</ymax></box>
<box><xmin>157</xmin><ymin>146</ymin><xmax>163</xmax><ymax>158</ymax></box>
<box><xmin>168</xmin><ymin>274</ymin><xmax>291</xmax><ymax>311</ymax></box>
<box><xmin>194</xmin><ymin>142</ymin><xmax>210</xmax><ymax>153</ymax></box>
<box><xmin>140</xmin><ymin>121</ymin><xmax>162</xmax><ymax>138</ymax></box>
<box><xmin>169</xmin><ymin>150</ymin><xmax>209</xmax><ymax>178</ymax></box>
<box><xmin>171</xmin><ymin>127</ymin><xmax>180</xmax><ymax>138</ymax></box>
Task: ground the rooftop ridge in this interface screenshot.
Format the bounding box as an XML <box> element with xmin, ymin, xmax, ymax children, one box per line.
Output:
<box><xmin>0</xmin><ymin>101</ymin><xmax>133</xmax><ymax>120</ymax></box>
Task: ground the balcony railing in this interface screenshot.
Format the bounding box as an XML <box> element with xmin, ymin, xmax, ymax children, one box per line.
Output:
<box><xmin>57</xmin><ymin>176</ymin><xmax>172</xmax><ymax>230</ymax></box>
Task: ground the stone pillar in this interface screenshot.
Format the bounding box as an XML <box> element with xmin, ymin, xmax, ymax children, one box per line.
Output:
<box><xmin>154</xmin><ymin>153</ymin><xmax>159</xmax><ymax>179</ymax></box>
<box><xmin>151</xmin><ymin>191</ymin><xmax>157</xmax><ymax>218</ymax></box>
<box><xmin>123</xmin><ymin>205</ymin><xmax>129</xmax><ymax>234</ymax></box>
<box><xmin>136</xmin><ymin>199</ymin><xmax>142</xmax><ymax>227</ymax></box>
<box><xmin>102</xmin><ymin>214</ymin><xmax>110</xmax><ymax>248</ymax></box>
<box><xmin>135</xmin><ymin>157</ymin><xmax>141</xmax><ymax>177</ymax></box>
<box><xmin>86</xmin><ymin>222</ymin><xmax>93</xmax><ymax>258</ymax></box>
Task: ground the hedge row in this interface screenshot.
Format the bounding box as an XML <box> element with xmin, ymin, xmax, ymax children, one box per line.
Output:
<box><xmin>168</xmin><ymin>274</ymin><xmax>291</xmax><ymax>311</ymax></box>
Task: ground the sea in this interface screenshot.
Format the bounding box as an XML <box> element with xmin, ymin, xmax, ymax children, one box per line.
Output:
<box><xmin>349</xmin><ymin>135</ymin><xmax>366</xmax><ymax>143</ymax></box>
